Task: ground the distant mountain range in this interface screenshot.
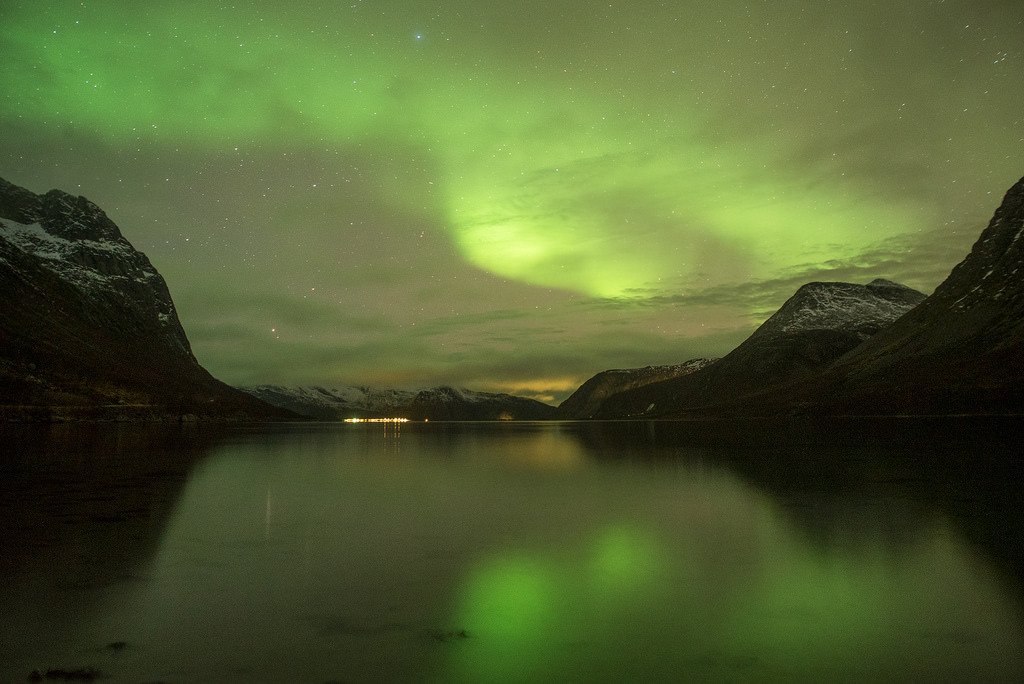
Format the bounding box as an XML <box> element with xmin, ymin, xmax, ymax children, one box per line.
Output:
<box><xmin>571</xmin><ymin>176</ymin><xmax>1024</xmax><ymax>418</ymax></box>
<box><xmin>0</xmin><ymin>173</ymin><xmax>559</xmax><ymax>422</ymax></box>
<box><xmin>0</xmin><ymin>177</ymin><xmax>291</xmax><ymax>420</ymax></box>
<box><xmin>3</xmin><ymin>173</ymin><xmax>1022</xmax><ymax>421</ymax></box>
<box><xmin>242</xmin><ymin>384</ymin><xmax>558</xmax><ymax>421</ymax></box>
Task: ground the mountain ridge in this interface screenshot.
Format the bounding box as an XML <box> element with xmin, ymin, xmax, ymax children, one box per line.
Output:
<box><xmin>593</xmin><ymin>278</ymin><xmax>926</xmax><ymax>418</ymax></box>
<box><xmin>6</xmin><ymin>173</ymin><xmax>1022</xmax><ymax>420</ymax></box>
<box><xmin>243</xmin><ymin>384</ymin><xmax>558</xmax><ymax>421</ymax></box>
<box><xmin>773</xmin><ymin>175</ymin><xmax>1024</xmax><ymax>415</ymax></box>
<box><xmin>558</xmin><ymin>359</ymin><xmax>716</xmax><ymax>419</ymax></box>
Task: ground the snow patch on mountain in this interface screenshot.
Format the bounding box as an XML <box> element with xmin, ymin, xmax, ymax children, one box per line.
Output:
<box><xmin>0</xmin><ymin>216</ymin><xmax>177</xmax><ymax>332</ymax></box>
<box><xmin>557</xmin><ymin>357</ymin><xmax>719</xmax><ymax>418</ymax></box>
<box><xmin>247</xmin><ymin>384</ymin><xmax>513</xmax><ymax>410</ymax></box>
<box><xmin>750</xmin><ymin>279</ymin><xmax>925</xmax><ymax>341</ymax></box>
<box><xmin>242</xmin><ymin>384</ymin><xmax>557</xmax><ymax>420</ymax></box>
<box><xmin>601</xmin><ymin>359</ymin><xmax>716</xmax><ymax>376</ymax></box>
<box><xmin>251</xmin><ymin>385</ymin><xmax>418</xmax><ymax>414</ymax></box>
<box><xmin>414</xmin><ymin>386</ymin><xmax>492</xmax><ymax>403</ymax></box>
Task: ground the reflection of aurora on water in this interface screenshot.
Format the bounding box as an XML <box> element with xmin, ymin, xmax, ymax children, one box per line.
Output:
<box><xmin>442</xmin><ymin>524</ymin><xmax>663</xmax><ymax>681</ymax></box>
<box><xmin>422</xmin><ymin>422</ymin><xmax>1024</xmax><ymax>682</ymax></box>
<box><xmin>2</xmin><ymin>421</ymin><xmax>1023</xmax><ymax>682</ymax></box>
<box><xmin>434</xmin><ymin>465</ymin><xmax>1002</xmax><ymax>682</ymax></box>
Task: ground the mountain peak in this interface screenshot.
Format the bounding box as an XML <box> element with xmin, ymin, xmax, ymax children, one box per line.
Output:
<box><xmin>1</xmin><ymin>176</ymin><xmax>289</xmax><ymax>419</ymax></box>
<box><xmin>40</xmin><ymin>188</ymin><xmax>124</xmax><ymax>242</ymax></box>
<box><xmin>0</xmin><ymin>177</ymin><xmax>41</xmax><ymax>225</ymax></box>
<box><xmin>775</xmin><ymin>175</ymin><xmax>1024</xmax><ymax>415</ymax></box>
<box><xmin>751</xmin><ymin>279</ymin><xmax>925</xmax><ymax>340</ymax></box>
<box><xmin>1</xmin><ymin>178</ymin><xmax>187</xmax><ymax>357</ymax></box>
<box><xmin>866</xmin><ymin>278</ymin><xmax>914</xmax><ymax>290</ymax></box>
<box><xmin>0</xmin><ymin>178</ymin><xmax>124</xmax><ymax>242</ymax></box>
<box><xmin>591</xmin><ymin>278</ymin><xmax>926</xmax><ymax>418</ymax></box>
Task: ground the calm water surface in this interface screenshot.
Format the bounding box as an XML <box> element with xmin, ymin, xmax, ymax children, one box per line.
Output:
<box><xmin>2</xmin><ymin>419</ymin><xmax>1023</xmax><ymax>682</ymax></box>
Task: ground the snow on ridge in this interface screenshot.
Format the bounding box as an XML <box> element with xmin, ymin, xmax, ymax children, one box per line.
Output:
<box><xmin>758</xmin><ymin>281</ymin><xmax>922</xmax><ymax>337</ymax></box>
<box><xmin>0</xmin><ymin>217</ymin><xmax>139</xmax><ymax>288</ymax></box>
<box><xmin>332</xmin><ymin>386</ymin><xmax>416</xmax><ymax>411</ymax></box>
<box><xmin>417</xmin><ymin>386</ymin><xmax>483</xmax><ymax>403</ymax></box>
<box><xmin>246</xmin><ymin>384</ymin><xmax>541</xmax><ymax>411</ymax></box>
<box><xmin>0</xmin><ymin>218</ymin><xmax>128</xmax><ymax>253</ymax></box>
<box><xmin>603</xmin><ymin>359</ymin><xmax>715</xmax><ymax>376</ymax></box>
<box><xmin>1</xmin><ymin>217</ymin><xmax>180</xmax><ymax>335</ymax></box>
<box><xmin>247</xmin><ymin>384</ymin><xmax>420</xmax><ymax>412</ymax></box>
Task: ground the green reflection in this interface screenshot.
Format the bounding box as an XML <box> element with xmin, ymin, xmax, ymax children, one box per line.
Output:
<box><xmin>724</xmin><ymin>552</ymin><xmax>888</xmax><ymax>671</ymax></box>
<box><xmin>437</xmin><ymin>484</ymin><xmax>1020</xmax><ymax>681</ymax></box>
<box><xmin>442</xmin><ymin>524</ymin><xmax>667</xmax><ymax>681</ymax></box>
<box><xmin>5</xmin><ymin>423</ymin><xmax>1022</xmax><ymax>682</ymax></box>
<box><xmin>588</xmin><ymin>523</ymin><xmax>662</xmax><ymax>598</ymax></box>
<box><xmin>446</xmin><ymin>554</ymin><xmax>562</xmax><ymax>682</ymax></box>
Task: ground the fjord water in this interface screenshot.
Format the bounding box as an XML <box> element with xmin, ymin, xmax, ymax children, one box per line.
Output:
<box><xmin>2</xmin><ymin>420</ymin><xmax>1023</xmax><ymax>682</ymax></box>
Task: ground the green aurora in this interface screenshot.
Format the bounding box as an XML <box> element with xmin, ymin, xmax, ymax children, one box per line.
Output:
<box><xmin>1</xmin><ymin>1</ymin><xmax>1021</xmax><ymax>399</ymax></box>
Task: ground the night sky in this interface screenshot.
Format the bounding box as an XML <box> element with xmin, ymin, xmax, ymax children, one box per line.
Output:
<box><xmin>2</xmin><ymin>1</ymin><xmax>1021</xmax><ymax>402</ymax></box>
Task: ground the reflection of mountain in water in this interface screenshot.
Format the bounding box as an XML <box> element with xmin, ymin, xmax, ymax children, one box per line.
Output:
<box><xmin>0</xmin><ymin>424</ymin><xmax>219</xmax><ymax>673</ymax></box>
<box><xmin>2</xmin><ymin>421</ymin><xmax>1022</xmax><ymax>681</ymax></box>
<box><xmin>567</xmin><ymin>418</ymin><xmax>1024</xmax><ymax>581</ymax></box>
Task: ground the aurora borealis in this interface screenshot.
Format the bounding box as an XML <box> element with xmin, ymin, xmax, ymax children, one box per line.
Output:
<box><xmin>2</xmin><ymin>1</ymin><xmax>1021</xmax><ymax>401</ymax></box>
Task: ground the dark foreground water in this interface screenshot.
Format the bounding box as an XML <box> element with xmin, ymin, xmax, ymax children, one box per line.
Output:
<box><xmin>2</xmin><ymin>419</ymin><xmax>1024</xmax><ymax>682</ymax></box>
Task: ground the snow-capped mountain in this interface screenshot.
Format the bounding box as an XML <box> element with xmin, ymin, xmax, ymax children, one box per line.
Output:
<box><xmin>594</xmin><ymin>278</ymin><xmax>925</xmax><ymax>418</ymax></box>
<box><xmin>796</xmin><ymin>175</ymin><xmax>1024</xmax><ymax>414</ymax></box>
<box><xmin>241</xmin><ymin>385</ymin><xmax>417</xmax><ymax>419</ymax></box>
<box><xmin>748</xmin><ymin>279</ymin><xmax>925</xmax><ymax>341</ymax></box>
<box><xmin>0</xmin><ymin>177</ymin><xmax>290</xmax><ymax>420</ymax></box>
<box><xmin>242</xmin><ymin>384</ymin><xmax>559</xmax><ymax>421</ymax></box>
<box><xmin>0</xmin><ymin>177</ymin><xmax>193</xmax><ymax>359</ymax></box>
<box><xmin>558</xmin><ymin>359</ymin><xmax>717</xmax><ymax>419</ymax></box>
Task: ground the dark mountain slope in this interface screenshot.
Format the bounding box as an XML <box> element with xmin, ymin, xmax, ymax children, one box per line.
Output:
<box><xmin>558</xmin><ymin>359</ymin><xmax>716</xmax><ymax>419</ymax></box>
<box><xmin>0</xmin><ymin>177</ymin><xmax>292</xmax><ymax>420</ymax></box>
<box><xmin>595</xmin><ymin>279</ymin><xmax>925</xmax><ymax>418</ymax></box>
<box><xmin>791</xmin><ymin>176</ymin><xmax>1024</xmax><ymax>415</ymax></box>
